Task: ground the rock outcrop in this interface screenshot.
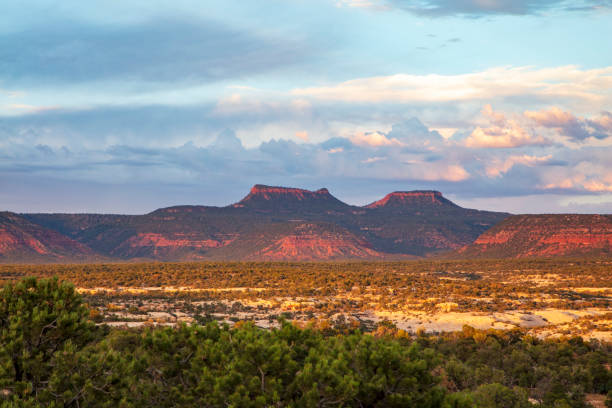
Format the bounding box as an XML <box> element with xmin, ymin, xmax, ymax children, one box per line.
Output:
<box><xmin>0</xmin><ymin>212</ymin><xmax>96</xmax><ymax>262</ymax></box>
<box><xmin>366</xmin><ymin>191</ymin><xmax>458</xmax><ymax>209</ymax></box>
<box><xmin>253</xmin><ymin>223</ymin><xmax>384</xmax><ymax>261</ymax></box>
<box><xmin>10</xmin><ymin>184</ymin><xmax>511</xmax><ymax>262</ymax></box>
<box><xmin>457</xmin><ymin>214</ymin><xmax>612</xmax><ymax>258</ymax></box>
<box><xmin>234</xmin><ymin>185</ymin><xmax>348</xmax><ymax>212</ymax></box>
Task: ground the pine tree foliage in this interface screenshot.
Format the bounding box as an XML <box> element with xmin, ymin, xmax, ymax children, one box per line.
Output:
<box><xmin>0</xmin><ymin>277</ymin><xmax>610</xmax><ymax>407</ymax></box>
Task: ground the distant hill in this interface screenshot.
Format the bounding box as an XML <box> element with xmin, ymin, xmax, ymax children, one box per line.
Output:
<box><xmin>0</xmin><ymin>212</ymin><xmax>98</xmax><ymax>263</ymax></box>
<box><xmin>365</xmin><ymin>191</ymin><xmax>458</xmax><ymax>209</ymax></box>
<box><xmin>4</xmin><ymin>184</ymin><xmax>511</xmax><ymax>262</ymax></box>
<box><xmin>456</xmin><ymin>214</ymin><xmax>612</xmax><ymax>258</ymax></box>
<box><xmin>233</xmin><ymin>185</ymin><xmax>349</xmax><ymax>212</ymax></box>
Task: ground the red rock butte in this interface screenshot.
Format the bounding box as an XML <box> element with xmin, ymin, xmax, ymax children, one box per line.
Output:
<box><xmin>246</xmin><ymin>185</ymin><xmax>330</xmax><ymax>200</ymax></box>
<box><xmin>233</xmin><ymin>185</ymin><xmax>343</xmax><ymax>209</ymax></box>
<box><xmin>1</xmin><ymin>184</ymin><xmax>511</xmax><ymax>262</ymax></box>
<box><xmin>458</xmin><ymin>214</ymin><xmax>612</xmax><ymax>258</ymax></box>
<box><xmin>366</xmin><ymin>191</ymin><xmax>456</xmax><ymax>209</ymax></box>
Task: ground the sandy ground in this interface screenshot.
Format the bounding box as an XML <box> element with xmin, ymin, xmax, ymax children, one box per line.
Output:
<box><xmin>85</xmin><ymin>282</ymin><xmax>611</xmax><ymax>341</ymax></box>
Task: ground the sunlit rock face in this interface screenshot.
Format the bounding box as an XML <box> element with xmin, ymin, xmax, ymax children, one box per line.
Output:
<box><xmin>365</xmin><ymin>191</ymin><xmax>458</xmax><ymax>209</ymax></box>
<box><xmin>233</xmin><ymin>185</ymin><xmax>349</xmax><ymax>212</ymax></box>
<box><xmin>252</xmin><ymin>223</ymin><xmax>384</xmax><ymax>261</ymax></box>
<box><xmin>458</xmin><ymin>214</ymin><xmax>612</xmax><ymax>258</ymax></box>
<box><xmin>0</xmin><ymin>212</ymin><xmax>95</xmax><ymax>262</ymax></box>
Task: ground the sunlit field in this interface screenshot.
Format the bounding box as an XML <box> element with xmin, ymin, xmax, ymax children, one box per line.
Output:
<box><xmin>3</xmin><ymin>259</ymin><xmax>610</xmax><ymax>340</ymax></box>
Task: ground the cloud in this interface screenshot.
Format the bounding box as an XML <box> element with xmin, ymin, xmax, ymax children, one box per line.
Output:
<box><xmin>291</xmin><ymin>66</ymin><xmax>612</xmax><ymax>110</ymax></box>
<box><xmin>295</xmin><ymin>131</ymin><xmax>309</xmax><ymax>141</ymax></box>
<box><xmin>536</xmin><ymin>149</ymin><xmax>612</xmax><ymax>193</ymax></box>
<box><xmin>3</xmin><ymin>103</ymin><xmax>612</xmax><ymax>213</ymax></box>
<box><xmin>485</xmin><ymin>154</ymin><xmax>552</xmax><ymax>177</ymax></box>
<box><xmin>542</xmin><ymin>173</ymin><xmax>612</xmax><ymax>192</ymax></box>
<box><xmin>350</xmin><ymin>131</ymin><xmax>403</xmax><ymax>147</ymax></box>
<box><xmin>209</xmin><ymin>129</ymin><xmax>244</xmax><ymax>151</ymax></box>
<box><xmin>464</xmin><ymin>105</ymin><xmax>550</xmax><ymax>148</ymax></box>
<box><xmin>213</xmin><ymin>94</ymin><xmax>314</xmax><ymax>120</ymax></box>
<box><xmin>583</xmin><ymin>180</ymin><xmax>612</xmax><ymax>192</ymax></box>
<box><xmin>0</xmin><ymin>18</ymin><xmax>308</xmax><ymax>85</ymax></box>
<box><xmin>409</xmin><ymin>163</ymin><xmax>470</xmax><ymax>181</ymax></box>
<box><xmin>340</xmin><ymin>0</ymin><xmax>612</xmax><ymax>16</ymax></box>
<box><xmin>1</xmin><ymin>103</ymin><xmax>59</xmax><ymax>115</ymax></box>
<box><xmin>0</xmin><ymin>118</ymin><xmax>471</xmax><ymax>196</ymax></box>
<box><xmin>386</xmin><ymin>118</ymin><xmax>445</xmax><ymax>148</ymax></box>
<box><xmin>336</xmin><ymin>0</ymin><xmax>389</xmax><ymax>10</ymax></box>
<box><xmin>362</xmin><ymin>156</ymin><xmax>387</xmax><ymax>163</ymax></box>
<box><xmin>525</xmin><ymin>107</ymin><xmax>612</xmax><ymax>141</ymax></box>
<box><xmin>0</xmin><ymin>104</ymin><xmax>225</xmax><ymax>149</ymax></box>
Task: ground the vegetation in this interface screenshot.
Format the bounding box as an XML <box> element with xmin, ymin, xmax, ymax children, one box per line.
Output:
<box><xmin>1</xmin><ymin>259</ymin><xmax>610</xmax><ymax>311</ymax></box>
<box><xmin>1</xmin><ymin>277</ymin><xmax>610</xmax><ymax>407</ymax></box>
<box><xmin>1</xmin><ymin>259</ymin><xmax>610</xmax><ymax>340</ymax></box>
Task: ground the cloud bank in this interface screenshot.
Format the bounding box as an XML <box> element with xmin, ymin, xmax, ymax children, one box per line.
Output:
<box><xmin>340</xmin><ymin>0</ymin><xmax>612</xmax><ymax>16</ymax></box>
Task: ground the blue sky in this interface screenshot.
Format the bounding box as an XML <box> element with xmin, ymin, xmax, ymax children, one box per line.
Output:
<box><xmin>1</xmin><ymin>0</ymin><xmax>612</xmax><ymax>213</ymax></box>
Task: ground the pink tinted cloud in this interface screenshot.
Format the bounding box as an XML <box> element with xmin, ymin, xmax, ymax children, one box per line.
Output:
<box><xmin>350</xmin><ymin>131</ymin><xmax>403</xmax><ymax>147</ymax></box>
<box><xmin>465</xmin><ymin>105</ymin><xmax>549</xmax><ymax>148</ymax></box>
<box><xmin>525</xmin><ymin>107</ymin><xmax>612</xmax><ymax>141</ymax></box>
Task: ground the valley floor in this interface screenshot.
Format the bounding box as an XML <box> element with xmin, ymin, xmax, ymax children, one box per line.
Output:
<box><xmin>1</xmin><ymin>259</ymin><xmax>610</xmax><ymax>340</ymax></box>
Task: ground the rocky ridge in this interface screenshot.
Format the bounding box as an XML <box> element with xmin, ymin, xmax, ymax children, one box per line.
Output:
<box><xmin>3</xmin><ymin>184</ymin><xmax>512</xmax><ymax>262</ymax></box>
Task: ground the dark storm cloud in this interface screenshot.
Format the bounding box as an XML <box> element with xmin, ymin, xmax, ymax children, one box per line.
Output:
<box><xmin>0</xmin><ymin>18</ymin><xmax>308</xmax><ymax>85</ymax></box>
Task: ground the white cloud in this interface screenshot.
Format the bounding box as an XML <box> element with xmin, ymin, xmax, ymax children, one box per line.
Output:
<box><xmin>431</xmin><ymin>127</ymin><xmax>458</xmax><ymax>139</ymax></box>
<box><xmin>410</xmin><ymin>163</ymin><xmax>470</xmax><ymax>182</ymax></box>
<box><xmin>350</xmin><ymin>131</ymin><xmax>403</xmax><ymax>147</ymax></box>
<box><xmin>539</xmin><ymin>158</ymin><xmax>612</xmax><ymax>193</ymax></box>
<box><xmin>485</xmin><ymin>154</ymin><xmax>552</xmax><ymax>178</ymax></box>
<box><xmin>335</xmin><ymin>0</ymin><xmax>388</xmax><ymax>10</ymax></box>
<box><xmin>464</xmin><ymin>105</ymin><xmax>549</xmax><ymax>148</ymax></box>
<box><xmin>292</xmin><ymin>66</ymin><xmax>612</xmax><ymax>110</ymax></box>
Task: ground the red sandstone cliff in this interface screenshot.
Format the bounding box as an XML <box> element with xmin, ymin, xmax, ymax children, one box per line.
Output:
<box><xmin>0</xmin><ymin>212</ymin><xmax>96</xmax><ymax>262</ymax></box>
<box><xmin>457</xmin><ymin>214</ymin><xmax>612</xmax><ymax>258</ymax></box>
<box><xmin>250</xmin><ymin>223</ymin><xmax>386</xmax><ymax>261</ymax></box>
<box><xmin>10</xmin><ymin>185</ymin><xmax>509</xmax><ymax>262</ymax></box>
<box><xmin>233</xmin><ymin>185</ymin><xmax>348</xmax><ymax>212</ymax></box>
<box><xmin>366</xmin><ymin>191</ymin><xmax>458</xmax><ymax>209</ymax></box>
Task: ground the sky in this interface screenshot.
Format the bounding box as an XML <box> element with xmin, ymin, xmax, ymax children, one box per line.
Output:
<box><xmin>1</xmin><ymin>0</ymin><xmax>612</xmax><ymax>214</ymax></box>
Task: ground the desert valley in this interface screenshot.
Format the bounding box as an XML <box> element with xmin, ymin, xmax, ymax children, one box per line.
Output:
<box><xmin>3</xmin><ymin>0</ymin><xmax>612</xmax><ymax>406</ymax></box>
<box><xmin>1</xmin><ymin>185</ymin><xmax>611</xmax><ymax>406</ymax></box>
<box><xmin>1</xmin><ymin>186</ymin><xmax>610</xmax><ymax>343</ymax></box>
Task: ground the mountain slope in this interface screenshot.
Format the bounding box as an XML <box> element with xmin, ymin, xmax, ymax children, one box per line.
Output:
<box><xmin>365</xmin><ymin>191</ymin><xmax>458</xmax><ymax>209</ymax></box>
<box><xmin>233</xmin><ymin>184</ymin><xmax>350</xmax><ymax>213</ymax></box>
<box><xmin>249</xmin><ymin>222</ymin><xmax>385</xmax><ymax>261</ymax></box>
<box><xmin>353</xmin><ymin>191</ymin><xmax>508</xmax><ymax>255</ymax></box>
<box><xmin>17</xmin><ymin>185</ymin><xmax>510</xmax><ymax>261</ymax></box>
<box><xmin>0</xmin><ymin>212</ymin><xmax>97</xmax><ymax>262</ymax></box>
<box><xmin>457</xmin><ymin>214</ymin><xmax>612</xmax><ymax>258</ymax></box>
